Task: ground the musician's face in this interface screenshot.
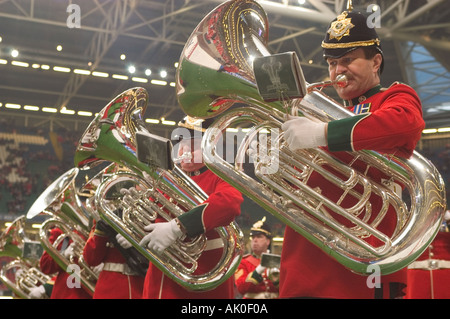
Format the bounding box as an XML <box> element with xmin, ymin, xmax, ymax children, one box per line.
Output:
<box><xmin>251</xmin><ymin>233</ymin><xmax>271</xmax><ymax>257</ymax></box>
<box><xmin>327</xmin><ymin>48</ymin><xmax>382</xmax><ymax>102</ymax></box>
<box><xmin>178</xmin><ymin>138</ymin><xmax>205</xmax><ymax>172</ymax></box>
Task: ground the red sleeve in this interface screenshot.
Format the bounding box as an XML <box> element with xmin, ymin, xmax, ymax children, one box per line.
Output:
<box><xmin>201</xmin><ymin>177</ymin><xmax>243</xmax><ymax>231</ymax></box>
<box><xmin>351</xmin><ymin>84</ymin><xmax>425</xmax><ymax>158</ymax></box>
<box><xmin>179</xmin><ymin>170</ymin><xmax>243</xmax><ymax>236</ymax></box>
<box><xmin>82</xmin><ymin>226</ymin><xmax>109</xmax><ymax>267</ymax></box>
<box><xmin>39</xmin><ymin>228</ymin><xmax>63</xmax><ymax>275</ymax></box>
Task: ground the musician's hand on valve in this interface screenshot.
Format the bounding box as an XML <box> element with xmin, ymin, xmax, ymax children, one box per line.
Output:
<box><xmin>116</xmin><ymin>233</ymin><xmax>132</xmax><ymax>249</ymax></box>
<box><xmin>63</xmin><ymin>242</ymin><xmax>75</xmax><ymax>259</ymax></box>
<box><xmin>139</xmin><ymin>219</ymin><xmax>183</xmax><ymax>254</ymax></box>
<box><xmin>29</xmin><ymin>285</ymin><xmax>47</xmax><ymax>299</ymax></box>
<box><xmin>281</xmin><ymin>115</ymin><xmax>327</xmax><ymax>150</ymax></box>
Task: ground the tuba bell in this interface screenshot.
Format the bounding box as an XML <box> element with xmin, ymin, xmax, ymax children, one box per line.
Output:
<box><xmin>0</xmin><ymin>216</ymin><xmax>51</xmax><ymax>298</ymax></box>
<box><xmin>74</xmin><ymin>87</ymin><xmax>244</xmax><ymax>291</ymax></box>
<box><xmin>26</xmin><ymin>168</ymin><xmax>98</xmax><ymax>295</ymax></box>
<box><xmin>175</xmin><ymin>0</ymin><xmax>447</xmax><ymax>275</ymax></box>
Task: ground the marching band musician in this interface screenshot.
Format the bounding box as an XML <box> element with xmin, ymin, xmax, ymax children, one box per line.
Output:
<box><xmin>39</xmin><ymin>227</ymin><xmax>92</xmax><ymax>299</ymax></box>
<box><xmin>139</xmin><ymin>116</ymin><xmax>243</xmax><ymax>299</ymax></box>
<box><xmin>82</xmin><ymin>220</ymin><xmax>145</xmax><ymax>299</ymax></box>
<box><xmin>235</xmin><ymin>217</ymin><xmax>279</xmax><ymax>299</ymax></box>
<box><xmin>279</xmin><ymin>8</ymin><xmax>425</xmax><ymax>298</ymax></box>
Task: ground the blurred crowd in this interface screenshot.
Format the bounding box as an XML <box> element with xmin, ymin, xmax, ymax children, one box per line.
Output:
<box><xmin>0</xmin><ymin>125</ymin><xmax>78</xmax><ymax>220</ymax></box>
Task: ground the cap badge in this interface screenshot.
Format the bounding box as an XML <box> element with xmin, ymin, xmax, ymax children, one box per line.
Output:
<box><xmin>252</xmin><ymin>216</ymin><xmax>266</xmax><ymax>230</ymax></box>
<box><xmin>327</xmin><ymin>11</ymin><xmax>354</xmax><ymax>41</ymax></box>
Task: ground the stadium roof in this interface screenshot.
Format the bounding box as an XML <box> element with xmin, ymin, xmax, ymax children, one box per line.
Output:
<box><xmin>0</xmin><ymin>0</ymin><xmax>449</xmax><ymax>137</ymax></box>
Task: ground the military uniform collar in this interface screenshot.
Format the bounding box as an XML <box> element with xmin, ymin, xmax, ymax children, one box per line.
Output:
<box><xmin>251</xmin><ymin>253</ymin><xmax>262</xmax><ymax>260</ymax></box>
<box><xmin>344</xmin><ymin>84</ymin><xmax>382</xmax><ymax>107</ymax></box>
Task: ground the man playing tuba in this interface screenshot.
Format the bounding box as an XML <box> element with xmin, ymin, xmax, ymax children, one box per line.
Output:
<box><xmin>139</xmin><ymin>116</ymin><xmax>243</xmax><ymax>299</ymax></box>
<box><xmin>39</xmin><ymin>227</ymin><xmax>92</xmax><ymax>299</ymax></box>
<box><xmin>279</xmin><ymin>8</ymin><xmax>425</xmax><ymax>299</ymax></box>
<box><xmin>82</xmin><ymin>220</ymin><xmax>145</xmax><ymax>299</ymax></box>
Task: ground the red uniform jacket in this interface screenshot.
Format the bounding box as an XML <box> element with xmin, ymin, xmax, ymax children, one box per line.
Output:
<box><xmin>235</xmin><ymin>254</ymin><xmax>279</xmax><ymax>299</ymax></box>
<box><xmin>279</xmin><ymin>83</ymin><xmax>425</xmax><ymax>299</ymax></box>
<box><xmin>83</xmin><ymin>225</ymin><xmax>145</xmax><ymax>299</ymax></box>
<box><xmin>39</xmin><ymin>228</ymin><xmax>92</xmax><ymax>299</ymax></box>
<box><xmin>142</xmin><ymin>168</ymin><xmax>243</xmax><ymax>299</ymax></box>
<box><xmin>405</xmin><ymin>231</ymin><xmax>450</xmax><ymax>299</ymax></box>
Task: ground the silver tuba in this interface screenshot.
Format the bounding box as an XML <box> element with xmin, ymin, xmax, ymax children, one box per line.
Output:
<box><xmin>26</xmin><ymin>168</ymin><xmax>98</xmax><ymax>295</ymax></box>
<box><xmin>74</xmin><ymin>87</ymin><xmax>244</xmax><ymax>291</ymax></box>
<box><xmin>0</xmin><ymin>216</ymin><xmax>51</xmax><ymax>298</ymax></box>
<box><xmin>0</xmin><ymin>259</ymin><xmax>51</xmax><ymax>299</ymax></box>
<box><xmin>176</xmin><ymin>0</ymin><xmax>447</xmax><ymax>275</ymax></box>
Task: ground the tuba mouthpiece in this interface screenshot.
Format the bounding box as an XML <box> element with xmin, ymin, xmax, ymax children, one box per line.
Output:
<box><xmin>173</xmin><ymin>151</ymin><xmax>193</xmax><ymax>164</ymax></box>
<box><xmin>307</xmin><ymin>74</ymin><xmax>348</xmax><ymax>93</ymax></box>
<box><xmin>335</xmin><ymin>74</ymin><xmax>348</xmax><ymax>88</ymax></box>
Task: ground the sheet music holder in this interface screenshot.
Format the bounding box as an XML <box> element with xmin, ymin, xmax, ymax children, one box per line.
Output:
<box><xmin>253</xmin><ymin>51</ymin><xmax>307</xmax><ymax>102</ymax></box>
<box><xmin>260</xmin><ymin>253</ymin><xmax>281</xmax><ymax>269</ymax></box>
<box><xmin>136</xmin><ymin>131</ymin><xmax>174</xmax><ymax>170</ymax></box>
<box><xmin>22</xmin><ymin>241</ymin><xmax>44</xmax><ymax>260</ymax></box>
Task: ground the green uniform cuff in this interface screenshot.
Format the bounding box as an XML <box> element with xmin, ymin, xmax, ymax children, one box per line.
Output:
<box><xmin>177</xmin><ymin>204</ymin><xmax>208</xmax><ymax>237</ymax></box>
<box><xmin>94</xmin><ymin>228</ymin><xmax>108</xmax><ymax>237</ymax></box>
<box><xmin>250</xmin><ymin>270</ymin><xmax>264</xmax><ymax>283</ymax></box>
<box><xmin>43</xmin><ymin>282</ymin><xmax>53</xmax><ymax>297</ymax></box>
<box><xmin>327</xmin><ymin>114</ymin><xmax>369</xmax><ymax>152</ymax></box>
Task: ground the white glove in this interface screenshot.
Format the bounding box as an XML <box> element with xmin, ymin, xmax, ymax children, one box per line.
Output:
<box><xmin>139</xmin><ymin>219</ymin><xmax>183</xmax><ymax>254</ymax></box>
<box><xmin>444</xmin><ymin>210</ymin><xmax>450</xmax><ymax>222</ymax></box>
<box><xmin>63</xmin><ymin>242</ymin><xmax>75</xmax><ymax>259</ymax></box>
<box><xmin>281</xmin><ymin>115</ymin><xmax>327</xmax><ymax>150</ymax></box>
<box><xmin>116</xmin><ymin>233</ymin><xmax>133</xmax><ymax>249</ymax></box>
<box><xmin>255</xmin><ymin>264</ymin><xmax>266</xmax><ymax>274</ymax></box>
<box><xmin>15</xmin><ymin>269</ymin><xmax>23</xmax><ymax>279</ymax></box>
<box><xmin>29</xmin><ymin>285</ymin><xmax>46</xmax><ymax>299</ymax></box>
<box><xmin>92</xmin><ymin>263</ymin><xmax>104</xmax><ymax>276</ymax></box>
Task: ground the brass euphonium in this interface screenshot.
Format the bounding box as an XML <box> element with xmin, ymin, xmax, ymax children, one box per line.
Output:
<box><xmin>176</xmin><ymin>0</ymin><xmax>447</xmax><ymax>275</ymax></box>
<box><xmin>0</xmin><ymin>259</ymin><xmax>51</xmax><ymax>299</ymax></box>
<box><xmin>0</xmin><ymin>216</ymin><xmax>51</xmax><ymax>298</ymax></box>
<box><xmin>74</xmin><ymin>87</ymin><xmax>244</xmax><ymax>291</ymax></box>
<box><xmin>26</xmin><ymin>168</ymin><xmax>98</xmax><ymax>295</ymax></box>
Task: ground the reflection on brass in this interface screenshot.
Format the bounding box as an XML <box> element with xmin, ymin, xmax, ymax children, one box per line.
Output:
<box><xmin>176</xmin><ymin>0</ymin><xmax>447</xmax><ymax>275</ymax></box>
<box><xmin>73</xmin><ymin>87</ymin><xmax>244</xmax><ymax>291</ymax></box>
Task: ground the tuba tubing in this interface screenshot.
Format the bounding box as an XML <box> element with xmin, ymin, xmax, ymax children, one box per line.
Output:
<box><xmin>0</xmin><ymin>216</ymin><xmax>52</xmax><ymax>299</ymax></box>
<box><xmin>94</xmin><ymin>168</ymin><xmax>243</xmax><ymax>290</ymax></box>
<box><xmin>176</xmin><ymin>0</ymin><xmax>447</xmax><ymax>275</ymax></box>
<box><xmin>39</xmin><ymin>218</ymin><xmax>97</xmax><ymax>294</ymax></box>
<box><xmin>202</xmin><ymin>105</ymin><xmax>446</xmax><ymax>274</ymax></box>
<box><xmin>0</xmin><ymin>259</ymin><xmax>51</xmax><ymax>299</ymax></box>
<box><xmin>74</xmin><ymin>87</ymin><xmax>244</xmax><ymax>291</ymax></box>
<box><xmin>26</xmin><ymin>168</ymin><xmax>97</xmax><ymax>295</ymax></box>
